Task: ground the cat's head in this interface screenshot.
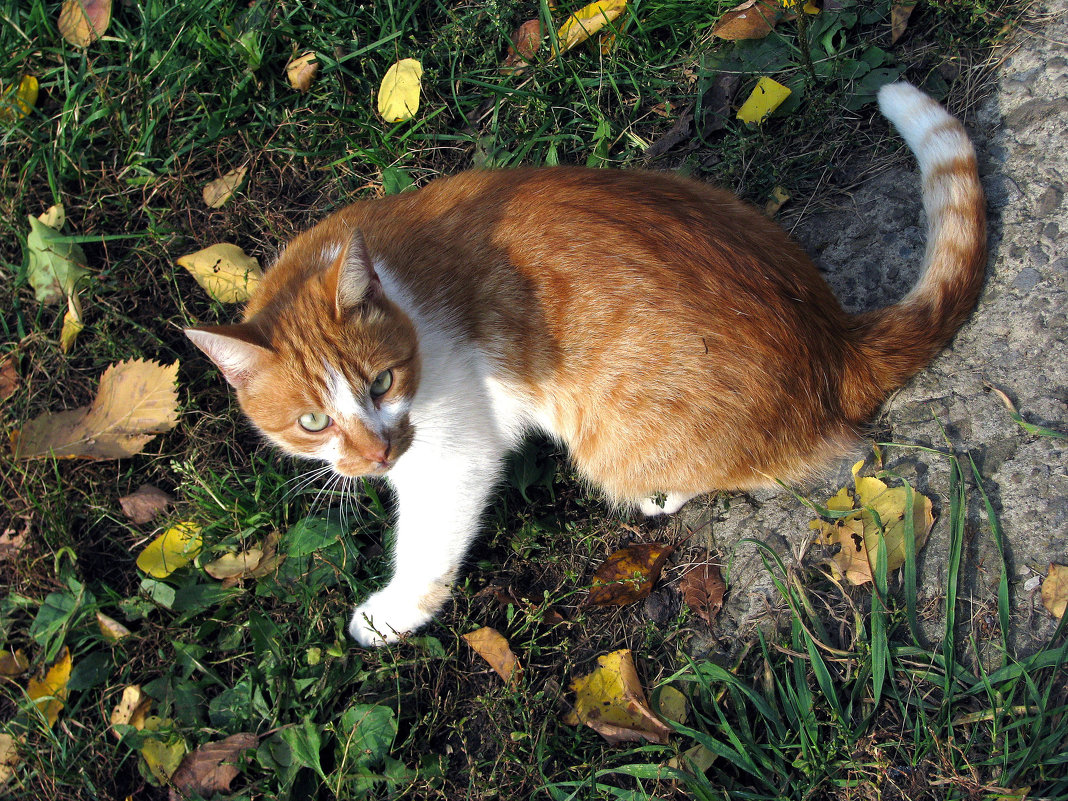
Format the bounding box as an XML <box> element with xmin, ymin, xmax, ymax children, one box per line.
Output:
<box><xmin>185</xmin><ymin>230</ymin><xmax>420</xmax><ymax>477</ymax></box>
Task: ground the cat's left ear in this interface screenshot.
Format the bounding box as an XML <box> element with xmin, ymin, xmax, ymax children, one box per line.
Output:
<box><xmin>184</xmin><ymin>324</ymin><xmax>270</xmax><ymax>390</ymax></box>
<box><xmin>332</xmin><ymin>230</ymin><xmax>380</xmax><ymax>317</ymax></box>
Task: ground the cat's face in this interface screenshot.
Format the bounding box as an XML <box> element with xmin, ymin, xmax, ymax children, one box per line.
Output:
<box><xmin>186</xmin><ymin>231</ymin><xmax>420</xmax><ymax>478</ymax></box>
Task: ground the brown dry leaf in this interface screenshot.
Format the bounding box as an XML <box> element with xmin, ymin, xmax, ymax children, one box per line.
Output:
<box><xmin>27</xmin><ymin>647</ymin><xmax>72</xmax><ymax>728</ymax></box>
<box><xmin>119</xmin><ymin>484</ymin><xmax>174</xmax><ymax>525</ymax></box>
<box><xmin>811</xmin><ymin>461</ymin><xmax>934</xmax><ymax>585</ymax></box>
<box><xmin>0</xmin><ymin>733</ymin><xmax>21</xmax><ymax>785</ymax></box>
<box><xmin>58</xmin><ymin>0</ymin><xmax>111</xmax><ymax>47</ymax></box>
<box><xmin>12</xmin><ymin>359</ymin><xmax>180</xmax><ymax>460</ymax></box>
<box><xmin>170</xmin><ymin>732</ymin><xmax>258</xmax><ymax>796</ymax></box>
<box><xmin>0</xmin><ymin>520</ymin><xmax>29</xmax><ymax>563</ymax></box>
<box><xmin>462</xmin><ymin>626</ymin><xmax>523</xmax><ymax>687</ymax></box>
<box><xmin>554</xmin><ymin>0</ymin><xmax>627</xmax><ymax>55</ymax></box>
<box><xmin>0</xmin><ymin>354</ymin><xmax>17</xmax><ymax>404</ymax></box>
<box><xmin>204</xmin><ymin>546</ymin><xmax>265</xmax><ymax>581</ymax></box>
<box><xmin>243</xmin><ymin>530</ymin><xmax>285</xmax><ymax>582</ymax></box>
<box><xmin>202</xmin><ymin>166</ymin><xmax>248</xmax><ymax>209</ymax></box>
<box><xmin>1041</xmin><ymin>564</ymin><xmax>1068</xmax><ymax>620</ymax></box>
<box><xmin>678</xmin><ymin>558</ymin><xmax>726</xmax><ymax>626</ymax></box>
<box><xmin>587</xmin><ymin>542</ymin><xmax>673</xmax><ymax>606</ymax></box>
<box><xmin>110</xmin><ymin>684</ymin><xmax>152</xmax><ymax>739</ymax></box>
<box><xmin>501</xmin><ymin>19</ymin><xmax>542</xmax><ymax>75</ymax></box>
<box><xmin>566</xmin><ymin>649</ymin><xmax>672</xmax><ymax>744</ymax></box>
<box><xmin>97</xmin><ymin>611</ymin><xmax>132</xmax><ymax>642</ymax></box>
<box><xmin>891</xmin><ymin>3</ymin><xmax>916</xmax><ymax>44</ymax></box>
<box><xmin>712</xmin><ymin>0</ymin><xmax>779</xmax><ymax>41</ymax></box>
<box><xmin>0</xmin><ymin>650</ymin><xmax>29</xmax><ymax>677</ymax></box>
<box><xmin>286</xmin><ymin>51</ymin><xmax>319</xmax><ymax>92</ymax></box>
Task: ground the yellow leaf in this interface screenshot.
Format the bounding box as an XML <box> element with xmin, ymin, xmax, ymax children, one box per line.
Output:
<box><xmin>736</xmin><ymin>77</ymin><xmax>792</xmax><ymax>124</ymax></box>
<box><xmin>110</xmin><ymin>684</ymin><xmax>152</xmax><ymax>739</ymax></box>
<box><xmin>1041</xmin><ymin>564</ymin><xmax>1068</xmax><ymax>620</ymax></box>
<box><xmin>0</xmin><ymin>650</ymin><xmax>29</xmax><ymax>677</ymax></box>
<box><xmin>587</xmin><ymin>542</ymin><xmax>673</xmax><ymax>607</ymax></box>
<box><xmin>669</xmin><ymin>742</ymin><xmax>717</xmax><ymax>775</ymax></box>
<box><xmin>0</xmin><ymin>75</ymin><xmax>38</xmax><ymax>122</ymax></box>
<box><xmin>204</xmin><ymin>547</ymin><xmax>265</xmax><ymax>580</ymax></box>
<box><xmin>0</xmin><ymin>733</ymin><xmax>21</xmax><ymax>785</ymax></box>
<box><xmin>96</xmin><ymin>611</ymin><xmax>132</xmax><ymax>642</ymax></box>
<box><xmin>377</xmin><ymin>58</ymin><xmax>423</xmax><ymax>123</ymax></box>
<box><xmin>567</xmin><ymin>649</ymin><xmax>672</xmax><ymax>744</ymax></box>
<box><xmin>462</xmin><ymin>626</ymin><xmax>522</xmax><ymax>687</ymax></box>
<box><xmin>139</xmin><ymin>717</ymin><xmax>187</xmax><ymax>786</ymax></box>
<box><xmin>763</xmin><ymin>185</ymin><xmax>790</xmax><ymax>217</ymax></box>
<box><xmin>177</xmin><ymin>243</ymin><xmax>263</xmax><ymax>303</ymax></box>
<box><xmin>12</xmin><ymin>359</ymin><xmax>180</xmax><ymax>460</ymax></box>
<box><xmin>286</xmin><ymin>51</ymin><xmax>319</xmax><ymax>92</ymax></box>
<box><xmin>26</xmin><ymin>647</ymin><xmax>72</xmax><ymax>728</ymax></box>
<box><xmin>891</xmin><ymin>2</ymin><xmax>916</xmax><ymax>44</ymax></box>
<box><xmin>554</xmin><ymin>0</ymin><xmax>627</xmax><ymax>55</ymax></box>
<box><xmin>656</xmin><ymin>685</ymin><xmax>688</xmax><ymax>725</ymax></box>
<box><xmin>136</xmin><ymin>522</ymin><xmax>202</xmax><ymax>578</ymax></box>
<box><xmin>202</xmin><ymin>166</ymin><xmax>248</xmax><ymax>209</ymax></box>
<box><xmin>58</xmin><ymin>0</ymin><xmax>112</xmax><ymax>47</ymax></box>
<box><xmin>60</xmin><ymin>293</ymin><xmax>84</xmax><ymax>353</ymax></box>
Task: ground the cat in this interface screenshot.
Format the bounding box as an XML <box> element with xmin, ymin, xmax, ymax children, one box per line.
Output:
<box><xmin>185</xmin><ymin>83</ymin><xmax>985</xmax><ymax>646</ymax></box>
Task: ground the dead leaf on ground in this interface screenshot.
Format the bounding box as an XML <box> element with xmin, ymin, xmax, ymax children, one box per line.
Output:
<box><xmin>0</xmin><ymin>74</ymin><xmax>38</xmax><ymax>122</ymax></box>
<box><xmin>204</xmin><ymin>546</ymin><xmax>265</xmax><ymax>580</ymax></box>
<box><xmin>811</xmin><ymin>461</ymin><xmax>934</xmax><ymax>585</ymax></box>
<box><xmin>0</xmin><ymin>520</ymin><xmax>29</xmax><ymax>563</ymax></box>
<box><xmin>0</xmin><ymin>650</ymin><xmax>29</xmax><ymax>677</ymax></box>
<box><xmin>12</xmin><ymin>359</ymin><xmax>180</xmax><ymax>460</ymax></box>
<box><xmin>27</xmin><ymin>647</ymin><xmax>72</xmax><ymax>728</ymax></box>
<box><xmin>286</xmin><ymin>51</ymin><xmax>319</xmax><ymax>91</ymax></box>
<box><xmin>119</xmin><ymin>484</ymin><xmax>174</xmax><ymax>525</ymax></box>
<box><xmin>678</xmin><ymin>557</ymin><xmax>726</xmax><ymax>626</ymax></box>
<box><xmin>136</xmin><ymin>521</ymin><xmax>203</xmax><ymax>579</ymax></box>
<box><xmin>1</xmin><ymin>355</ymin><xmax>19</xmax><ymax>404</ymax></box>
<box><xmin>700</xmin><ymin>73</ymin><xmax>740</xmax><ymax>135</ymax></box>
<box><xmin>177</xmin><ymin>243</ymin><xmax>263</xmax><ymax>303</ymax></box>
<box><xmin>202</xmin><ymin>166</ymin><xmax>248</xmax><ymax>208</ymax></box>
<box><xmin>712</xmin><ymin>0</ymin><xmax>779</xmax><ymax>41</ymax></box>
<box><xmin>0</xmin><ymin>733</ymin><xmax>21</xmax><ymax>785</ymax></box>
<box><xmin>462</xmin><ymin>626</ymin><xmax>523</xmax><ymax>687</ymax></box>
<box><xmin>171</xmin><ymin>732</ymin><xmax>257</xmax><ymax>797</ymax></box>
<box><xmin>554</xmin><ymin>0</ymin><xmax>628</xmax><ymax>55</ymax></box>
<box><xmin>587</xmin><ymin>541</ymin><xmax>674</xmax><ymax>607</ymax></box>
<box><xmin>763</xmin><ymin>186</ymin><xmax>790</xmax><ymax>217</ymax></box>
<box><xmin>110</xmin><ymin>684</ymin><xmax>152</xmax><ymax>739</ymax></box>
<box><xmin>377</xmin><ymin>58</ymin><xmax>423</xmax><ymax>123</ymax></box>
<box><xmin>501</xmin><ymin>19</ymin><xmax>542</xmax><ymax>75</ymax></box>
<box><xmin>643</xmin><ymin>105</ymin><xmax>694</xmax><ymax>160</ymax></box>
<box><xmin>565</xmin><ymin>649</ymin><xmax>672</xmax><ymax>744</ymax></box>
<box><xmin>58</xmin><ymin>0</ymin><xmax>111</xmax><ymax>47</ymax></box>
<box><xmin>1041</xmin><ymin>564</ymin><xmax>1068</xmax><ymax>620</ymax></box>
<box><xmin>97</xmin><ymin>611</ymin><xmax>133</xmax><ymax>642</ymax></box>
<box><xmin>891</xmin><ymin>3</ymin><xmax>917</xmax><ymax>44</ymax></box>
<box><xmin>60</xmin><ymin>293</ymin><xmax>84</xmax><ymax>353</ymax></box>
<box><xmin>139</xmin><ymin>717</ymin><xmax>187</xmax><ymax>786</ymax></box>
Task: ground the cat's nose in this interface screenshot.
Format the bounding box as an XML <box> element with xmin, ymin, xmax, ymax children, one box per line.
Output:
<box><xmin>363</xmin><ymin>439</ymin><xmax>391</xmax><ymax>467</ymax></box>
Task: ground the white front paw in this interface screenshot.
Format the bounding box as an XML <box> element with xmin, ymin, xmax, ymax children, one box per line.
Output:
<box><xmin>347</xmin><ymin>587</ymin><xmax>437</xmax><ymax>647</ymax></box>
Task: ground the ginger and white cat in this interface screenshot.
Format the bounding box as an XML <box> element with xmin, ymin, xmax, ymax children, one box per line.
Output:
<box><xmin>186</xmin><ymin>83</ymin><xmax>985</xmax><ymax>646</ymax></box>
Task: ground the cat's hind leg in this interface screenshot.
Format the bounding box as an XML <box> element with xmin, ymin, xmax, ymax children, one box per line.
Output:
<box><xmin>638</xmin><ymin>492</ymin><xmax>696</xmax><ymax>517</ymax></box>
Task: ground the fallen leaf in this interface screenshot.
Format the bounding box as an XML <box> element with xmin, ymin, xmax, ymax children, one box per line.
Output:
<box><xmin>656</xmin><ymin>685</ymin><xmax>688</xmax><ymax>725</ymax></box>
<box><xmin>377</xmin><ymin>58</ymin><xmax>423</xmax><ymax>123</ymax></box>
<box><xmin>500</xmin><ymin>19</ymin><xmax>542</xmax><ymax>75</ymax></box>
<box><xmin>38</xmin><ymin>204</ymin><xmax>65</xmax><ymax>228</ymax></box>
<box><xmin>110</xmin><ymin>684</ymin><xmax>152</xmax><ymax>739</ymax></box>
<box><xmin>712</xmin><ymin>0</ymin><xmax>779</xmax><ymax>41</ymax></box>
<box><xmin>26</xmin><ymin>208</ymin><xmax>90</xmax><ymax>305</ymax></box>
<box><xmin>26</xmin><ymin>646</ymin><xmax>71</xmax><ymax>728</ymax></box>
<box><xmin>699</xmin><ymin>73</ymin><xmax>740</xmax><ymax>135</ymax></box>
<box><xmin>177</xmin><ymin>243</ymin><xmax>263</xmax><ymax>303</ymax></box>
<box><xmin>204</xmin><ymin>546</ymin><xmax>265</xmax><ymax>580</ymax></box>
<box><xmin>462</xmin><ymin>626</ymin><xmax>522</xmax><ymax>687</ymax></box>
<box><xmin>0</xmin><ymin>733</ymin><xmax>20</xmax><ymax>785</ymax></box>
<box><xmin>891</xmin><ymin>3</ymin><xmax>916</xmax><ymax>44</ymax></box>
<box><xmin>58</xmin><ymin>0</ymin><xmax>111</xmax><ymax>47</ymax></box>
<box><xmin>763</xmin><ymin>185</ymin><xmax>791</xmax><ymax>217</ymax></box>
<box><xmin>60</xmin><ymin>293</ymin><xmax>84</xmax><ymax>353</ymax></box>
<box><xmin>286</xmin><ymin>51</ymin><xmax>319</xmax><ymax>92</ymax></box>
<box><xmin>554</xmin><ymin>0</ymin><xmax>627</xmax><ymax>55</ymax></box>
<box><xmin>0</xmin><ymin>75</ymin><xmax>38</xmax><ymax>122</ymax></box>
<box><xmin>202</xmin><ymin>166</ymin><xmax>248</xmax><ymax>209</ymax></box>
<box><xmin>12</xmin><ymin>359</ymin><xmax>180</xmax><ymax>460</ymax></box>
<box><xmin>139</xmin><ymin>717</ymin><xmax>186</xmax><ymax>786</ymax></box>
<box><xmin>587</xmin><ymin>542</ymin><xmax>673</xmax><ymax>607</ymax></box>
<box><xmin>669</xmin><ymin>743</ymin><xmax>717</xmax><ymax>775</ymax></box>
<box><xmin>242</xmin><ymin>530</ymin><xmax>285</xmax><ymax>582</ymax></box>
<box><xmin>0</xmin><ymin>650</ymin><xmax>29</xmax><ymax>677</ymax></box>
<box><xmin>736</xmin><ymin>77</ymin><xmax>792</xmax><ymax>124</ymax></box>
<box><xmin>97</xmin><ymin>611</ymin><xmax>132</xmax><ymax>642</ymax></box>
<box><xmin>811</xmin><ymin>462</ymin><xmax>934</xmax><ymax>586</ymax></box>
<box><xmin>566</xmin><ymin>649</ymin><xmax>672</xmax><ymax>744</ymax></box>
<box><xmin>0</xmin><ymin>521</ymin><xmax>29</xmax><ymax>563</ymax></box>
<box><xmin>171</xmin><ymin>733</ymin><xmax>258</xmax><ymax>796</ymax></box>
<box><xmin>119</xmin><ymin>484</ymin><xmax>174</xmax><ymax>525</ymax></box>
<box><xmin>678</xmin><ymin>558</ymin><xmax>726</xmax><ymax>626</ymax></box>
<box><xmin>1041</xmin><ymin>564</ymin><xmax>1068</xmax><ymax>620</ymax></box>
<box><xmin>0</xmin><ymin>354</ymin><xmax>17</xmax><ymax>403</ymax></box>
<box><xmin>136</xmin><ymin>521</ymin><xmax>202</xmax><ymax>579</ymax></box>
<box><xmin>643</xmin><ymin>105</ymin><xmax>694</xmax><ymax>160</ymax></box>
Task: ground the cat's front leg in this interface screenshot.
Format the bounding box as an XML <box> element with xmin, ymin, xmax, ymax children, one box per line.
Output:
<box><xmin>348</xmin><ymin>448</ymin><xmax>505</xmax><ymax>646</ymax></box>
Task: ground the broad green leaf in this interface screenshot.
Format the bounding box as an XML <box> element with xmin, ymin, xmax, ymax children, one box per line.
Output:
<box><xmin>26</xmin><ymin>212</ymin><xmax>89</xmax><ymax>305</ymax></box>
<box><xmin>337</xmin><ymin>704</ymin><xmax>397</xmax><ymax>768</ymax></box>
<box><xmin>281</xmin><ymin>718</ymin><xmax>326</xmax><ymax>780</ymax></box>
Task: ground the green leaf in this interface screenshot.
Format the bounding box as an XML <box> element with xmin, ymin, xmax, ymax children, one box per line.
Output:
<box><xmin>381</xmin><ymin>167</ymin><xmax>414</xmax><ymax>195</ymax></box>
<box><xmin>25</xmin><ymin>214</ymin><xmax>90</xmax><ymax>304</ymax></box>
<box><xmin>281</xmin><ymin>718</ymin><xmax>326</xmax><ymax>781</ymax></box>
<box><xmin>29</xmin><ymin>590</ymin><xmax>81</xmax><ymax>659</ymax></box>
<box><xmin>67</xmin><ymin>650</ymin><xmax>111</xmax><ymax>691</ymax></box>
<box><xmin>336</xmin><ymin>703</ymin><xmax>397</xmax><ymax>768</ymax></box>
<box><xmin>284</xmin><ymin>513</ymin><xmax>346</xmax><ymax>558</ymax></box>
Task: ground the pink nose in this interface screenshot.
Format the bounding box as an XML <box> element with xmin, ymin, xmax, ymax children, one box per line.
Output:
<box><xmin>362</xmin><ymin>440</ymin><xmax>391</xmax><ymax>466</ymax></box>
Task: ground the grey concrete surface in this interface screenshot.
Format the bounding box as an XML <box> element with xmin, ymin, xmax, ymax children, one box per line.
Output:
<box><xmin>677</xmin><ymin>3</ymin><xmax>1068</xmax><ymax>658</ymax></box>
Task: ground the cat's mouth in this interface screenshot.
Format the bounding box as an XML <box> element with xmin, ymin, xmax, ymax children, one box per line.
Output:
<box><xmin>334</xmin><ymin>422</ymin><xmax>414</xmax><ymax>477</ymax></box>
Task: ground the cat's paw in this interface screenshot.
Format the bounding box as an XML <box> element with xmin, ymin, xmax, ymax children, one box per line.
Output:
<box><xmin>638</xmin><ymin>492</ymin><xmax>695</xmax><ymax>517</ymax></box>
<box><xmin>347</xmin><ymin>580</ymin><xmax>452</xmax><ymax>647</ymax></box>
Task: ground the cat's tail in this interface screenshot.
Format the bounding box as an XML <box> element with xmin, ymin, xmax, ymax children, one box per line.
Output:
<box><xmin>843</xmin><ymin>82</ymin><xmax>986</xmax><ymax>420</ymax></box>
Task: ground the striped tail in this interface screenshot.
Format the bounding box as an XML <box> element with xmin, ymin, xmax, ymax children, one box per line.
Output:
<box><xmin>843</xmin><ymin>82</ymin><xmax>987</xmax><ymax>421</ymax></box>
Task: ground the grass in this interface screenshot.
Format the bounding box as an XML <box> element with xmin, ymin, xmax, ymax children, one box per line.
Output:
<box><xmin>2</xmin><ymin>0</ymin><xmax>1062</xmax><ymax>799</ymax></box>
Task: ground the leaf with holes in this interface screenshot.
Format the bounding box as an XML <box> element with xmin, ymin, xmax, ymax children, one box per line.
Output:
<box><xmin>565</xmin><ymin>649</ymin><xmax>672</xmax><ymax>744</ymax></box>
<box><xmin>12</xmin><ymin>359</ymin><xmax>179</xmax><ymax>460</ymax></box>
<box><xmin>177</xmin><ymin>243</ymin><xmax>263</xmax><ymax>303</ymax></box>
<box><xmin>587</xmin><ymin>542</ymin><xmax>673</xmax><ymax>606</ymax></box>
<box><xmin>679</xmin><ymin>558</ymin><xmax>726</xmax><ymax>626</ymax></box>
<box><xmin>463</xmin><ymin>626</ymin><xmax>522</xmax><ymax>687</ymax></box>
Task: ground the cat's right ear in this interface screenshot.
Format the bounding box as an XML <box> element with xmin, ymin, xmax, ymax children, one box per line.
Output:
<box><xmin>184</xmin><ymin>324</ymin><xmax>270</xmax><ymax>390</ymax></box>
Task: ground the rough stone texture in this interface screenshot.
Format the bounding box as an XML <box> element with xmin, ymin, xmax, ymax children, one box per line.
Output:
<box><xmin>678</xmin><ymin>4</ymin><xmax>1068</xmax><ymax>658</ymax></box>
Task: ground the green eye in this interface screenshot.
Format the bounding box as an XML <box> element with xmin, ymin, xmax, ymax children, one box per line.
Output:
<box><xmin>298</xmin><ymin>412</ymin><xmax>331</xmax><ymax>432</ymax></box>
<box><xmin>369</xmin><ymin>369</ymin><xmax>393</xmax><ymax>398</ymax></box>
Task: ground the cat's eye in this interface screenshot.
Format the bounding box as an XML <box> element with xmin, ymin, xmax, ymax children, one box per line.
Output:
<box><xmin>298</xmin><ymin>411</ymin><xmax>332</xmax><ymax>432</ymax></box>
<box><xmin>369</xmin><ymin>369</ymin><xmax>393</xmax><ymax>398</ymax></box>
